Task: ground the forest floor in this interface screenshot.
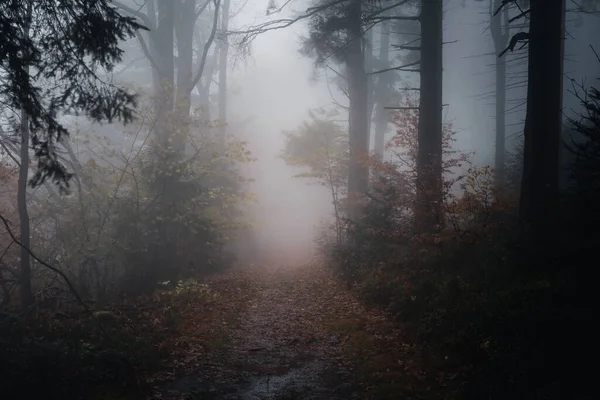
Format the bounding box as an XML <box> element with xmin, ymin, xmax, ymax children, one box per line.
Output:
<box><xmin>148</xmin><ymin>261</ymin><xmax>430</xmax><ymax>400</ymax></box>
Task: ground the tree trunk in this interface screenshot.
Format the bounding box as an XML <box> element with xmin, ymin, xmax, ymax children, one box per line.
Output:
<box><xmin>519</xmin><ymin>0</ymin><xmax>564</xmax><ymax>243</ymax></box>
<box><xmin>491</xmin><ymin>0</ymin><xmax>508</xmax><ymax>189</ymax></box>
<box><xmin>154</xmin><ymin>0</ymin><xmax>175</xmax><ymax>141</ymax></box>
<box><xmin>373</xmin><ymin>19</ymin><xmax>391</xmax><ymax>160</ymax></box>
<box><xmin>18</xmin><ymin>4</ymin><xmax>33</xmax><ymax>308</ymax></box>
<box><xmin>174</xmin><ymin>0</ymin><xmax>196</xmax><ymax>150</ymax></box>
<box><xmin>197</xmin><ymin>46</ymin><xmax>219</xmax><ymax>120</ymax></box>
<box><xmin>346</xmin><ymin>0</ymin><xmax>369</xmax><ymax>221</ymax></box>
<box><xmin>218</xmin><ymin>0</ymin><xmax>231</xmax><ymax>140</ymax></box>
<box><xmin>415</xmin><ymin>0</ymin><xmax>444</xmax><ymax>233</ymax></box>
<box><xmin>146</xmin><ymin>0</ymin><xmax>160</xmax><ymax>93</ymax></box>
<box><xmin>366</xmin><ymin>28</ymin><xmax>375</xmax><ymax>127</ymax></box>
<box><xmin>19</xmin><ymin>109</ymin><xmax>33</xmax><ymax>308</ymax></box>
<box><xmin>152</xmin><ymin>0</ymin><xmax>176</xmax><ymax>289</ymax></box>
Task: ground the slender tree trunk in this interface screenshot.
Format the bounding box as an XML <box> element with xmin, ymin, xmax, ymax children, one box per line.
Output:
<box><xmin>146</xmin><ymin>0</ymin><xmax>160</xmax><ymax>92</ymax></box>
<box><xmin>218</xmin><ymin>0</ymin><xmax>231</xmax><ymax>140</ymax></box>
<box><xmin>373</xmin><ymin>19</ymin><xmax>391</xmax><ymax>160</ymax></box>
<box><xmin>197</xmin><ymin>46</ymin><xmax>219</xmax><ymax>119</ymax></box>
<box><xmin>346</xmin><ymin>0</ymin><xmax>369</xmax><ymax>221</ymax></box>
<box><xmin>519</xmin><ymin>0</ymin><xmax>564</xmax><ymax>243</ymax></box>
<box><xmin>174</xmin><ymin>0</ymin><xmax>196</xmax><ymax>150</ymax></box>
<box><xmin>152</xmin><ymin>0</ymin><xmax>176</xmax><ymax>289</ymax></box>
<box><xmin>416</xmin><ymin>0</ymin><xmax>444</xmax><ymax>233</ymax></box>
<box><xmin>19</xmin><ymin>3</ymin><xmax>33</xmax><ymax>308</ymax></box>
<box><xmin>491</xmin><ymin>0</ymin><xmax>508</xmax><ymax>189</ymax></box>
<box><xmin>154</xmin><ymin>0</ymin><xmax>175</xmax><ymax>140</ymax></box>
<box><xmin>19</xmin><ymin>109</ymin><xmax>33</xmax><ymax>308</ymax></box>
<box><xmin>366</xmin><ymin>28</ymin><xmax>375</xmax><ymax>126</ymax></box>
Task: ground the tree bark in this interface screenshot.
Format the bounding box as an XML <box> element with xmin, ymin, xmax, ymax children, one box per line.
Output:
<box><xmin>346</xmin><ymin>0</ymin><xmax>369</xmax><ymax>221</ymax></box>
<box><xmin>519</xmin><ymin>0</ymin><xmax>564</xmax><ymax>243</ymax></box>
<box><xmin>415</xmin><ymin>0</ymin><xmax>444</xmax><ymax>233</ymax></box>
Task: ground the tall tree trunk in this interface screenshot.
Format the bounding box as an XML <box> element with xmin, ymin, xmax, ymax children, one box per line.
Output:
<box><xmin>152</xmin><ymin>0</ymin><xmax>176</xmax><ymax>288</ymax></box>
<box><xmin>147</xmin><ymin>0</ymin><xmax>160</xmax><ymax>93</ymax></box>
<box><xmin>346</xmin><ymin>0</ymin><xmax>369</xmax><ymax>221</ymax></box>
<box><xmin>366</xmin><ymin>28</ymin><xmax>375</xmax><ymax>127</ymax></box>
<box><xmin>519</xmin><ymin>0</ymin><xmax>564</xmax><ymax>243</ymax></box>
<box><xmin>373</xmin><ymin>19</ymin><xmax>391</xmax><ymax>160</ymax></box>
<box><xmin>18</xmin><ymin>109</ymin><xmax>33</xmax><ymax>308</ymax></box>
<box><xmin>416</xmin><ymin>0</ymin><xmax>444</xmax><ymax>233</ymax></box>
<box><xmin>218</xmin><ymin>0</ymin><xmax>231</xmax><ymax>141</ymax></box>
<box><xmin>491</xmin><ymin>0</ymin><xmax>508</xmax><ymax>189</ymax></box>
<box><xmin>155</xmin><ymin>0</ymin><xmax>175</xmax><ymax>140</ymax></box>
<box><xmin>174</xmin><ymin>0</ymin><xmax>196</xmax><ymax>151</ymax></box>
<box><xmin>19</xmin><ymin>4</ymin><xmax>33</xmax><ymax>308</ymax></box>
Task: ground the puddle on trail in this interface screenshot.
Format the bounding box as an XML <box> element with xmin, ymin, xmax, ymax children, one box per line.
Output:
<box><xmin>239</xmin><ymin>360</ymin><xmax>325</xmax><ymax>400</ymax></box>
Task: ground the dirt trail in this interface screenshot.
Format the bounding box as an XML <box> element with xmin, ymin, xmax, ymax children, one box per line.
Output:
<box><xmin>155</xmin><ymin>261</ymin><xmax>373</xmax><ymax>400</ymax></box>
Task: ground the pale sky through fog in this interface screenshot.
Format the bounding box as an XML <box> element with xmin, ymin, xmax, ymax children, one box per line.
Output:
<box><xmin>228</xmin><ymin>1</ymin><xmax>335</xmax><ymax>262</ymax></box>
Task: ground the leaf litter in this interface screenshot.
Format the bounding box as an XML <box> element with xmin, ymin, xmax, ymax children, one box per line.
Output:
<box><xmin>148</xmin><ymin>260</ymin><xmax>434</xmax><ymax>400</ymax></box>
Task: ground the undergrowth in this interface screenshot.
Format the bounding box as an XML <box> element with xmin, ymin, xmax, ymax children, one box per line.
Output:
<box><xmin>0</xmin><ymin>278</ymin><xmax>233</xmax><ymax>400</ymax></box>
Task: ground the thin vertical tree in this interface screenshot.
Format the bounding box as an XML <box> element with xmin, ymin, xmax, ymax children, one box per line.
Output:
<box><xmin>490</xmin><ymin>0</ymin><xmax>509</xmax><ymax>188</ymax></box>
<box><xmin>415</xmin><ymin>0</ymin><xmax>444</xmax><ymax>233</ymax></box>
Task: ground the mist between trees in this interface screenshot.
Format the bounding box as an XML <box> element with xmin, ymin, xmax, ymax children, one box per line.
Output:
<box><xmin>0</xmin><ymin>0</ymin><xmax>598</xmax><ymax>399</ymax></box>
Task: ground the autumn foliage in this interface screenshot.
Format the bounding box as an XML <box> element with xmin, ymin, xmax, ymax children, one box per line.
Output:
<box><xmin>320</xmin><ymin>92</ymin><xmax>587</xmax><ymax>398</ymax></box>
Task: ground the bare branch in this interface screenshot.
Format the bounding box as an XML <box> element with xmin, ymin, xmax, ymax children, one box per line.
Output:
<box><xmin>363</xmin><ymin>15</ymin><xmax>420</xmax><ymax>22</ymax></box>
<box><xmin>227</xmin><ymin>0</ymin><xmax>347</xmax><ymax>46</ymax></box>
<box><xmin>191</xmin><ymin>0</ymin><xmax>222</xmax><ymax>89</ymax></box>
<box><xmin>369</xmin><ymin>60</ymin><xmax>420</xmax><ymax>75</ymax></box>
<box><xmin>0</xmin><ymin>214</ymin><xmax>86</xmax><ymax>308</ymax></box>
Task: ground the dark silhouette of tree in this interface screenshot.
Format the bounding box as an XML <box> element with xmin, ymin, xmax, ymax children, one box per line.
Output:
<box><xmin>0</xmin><ymin>0</ymin><xmax>143</xmax><ymax>191</ymax></box>
<box><xmin>415</xmin><ymin>0</ymin><xmax>443</xmax><ymax>233</ymax></box>
<box><xmin>499</xmin><ymin>0</ymin><xmax>565</xmax><ymax>244</ymax></box>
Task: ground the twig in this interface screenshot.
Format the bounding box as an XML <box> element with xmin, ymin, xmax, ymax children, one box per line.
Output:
<box><xmin>0</xmin><ymin>214</ymin><xmax>112</xmax><ymax>339</ymax></box>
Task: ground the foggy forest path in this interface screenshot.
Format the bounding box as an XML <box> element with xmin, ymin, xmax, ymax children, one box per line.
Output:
<box><xmin>152</xmin><ymin>261</ymin><xmax>416</xmax><ymax>400</ymax></box>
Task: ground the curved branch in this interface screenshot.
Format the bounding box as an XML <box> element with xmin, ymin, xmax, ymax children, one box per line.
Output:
<box><xmin>191</xmin><ymin>0</ymin><xmax>222</xmax><ymax>89</ymax></box>
<box><xmin>0</xmin><ymin>214</ymin><xmax>85</xmax><ymax>306</ymax></box>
